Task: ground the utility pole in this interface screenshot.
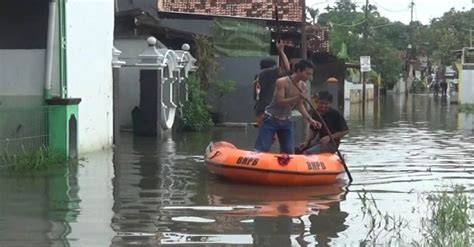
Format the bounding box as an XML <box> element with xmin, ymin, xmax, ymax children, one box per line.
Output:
<box><xmin>362</xmin><ymin>0</ymin><xmax>369</xmax><ymax>111</ymax></box>
<box><xmin>301</xmin><ymin>0</ymin><xmax>307</xmax><ymax>59</ymax></box>
<box><xmin>406</xmin><ymin>0</ymin><xmax>415</xmax><ymax>96</ymax></box>
<box><xmin>470</xmin><ymin>28</ymin><xmax>473</xmax><ymax>47</ymax></box>
<box><xmin>409</xmin><ymin>0</ymin><xmax>414</xmax><ymax>45</ymax></box>
<box><xmin>364</xmin><ymin>0</ymin><xmax>369</xmax><ymax>40</ymax></box>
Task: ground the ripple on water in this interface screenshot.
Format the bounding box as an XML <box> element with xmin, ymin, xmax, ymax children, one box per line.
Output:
<box><xmin>1</xmin><ymin>95</ymin><xmax>473</xmax><ymax>246</ymax></box>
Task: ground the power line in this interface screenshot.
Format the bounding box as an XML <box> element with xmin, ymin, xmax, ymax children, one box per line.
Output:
<box><xmin>372</xmin><ymin>0</ymin><xmax>410</xmax><ymax>13</ymax></box>
<box><xmin>370</xmin><ymin>22</ymin><xmax>396</xmax><ymax>29</ymax></box>
<box><xmin>308</xmin><ymin>0</ymin><xmax>330</xmax><ymax>7</ymax></box>
<box><xmin>413</xmin><ymin>4</ymin><xmax>419</xmax><ymax>22</ymax></box>
<box><xmin>315</xmin><ymin>0</ymin><xmax>365</xmax><ymax>12</ymax></box>
<box><xmin>330</xmin><ymin>18</ymin><xmax>367</xmax><ymax>27</ymax></box>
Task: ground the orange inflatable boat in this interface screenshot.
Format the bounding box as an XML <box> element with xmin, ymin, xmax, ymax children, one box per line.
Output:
<box><xmin>205</xmin><ymin>141</ymin><xmax>347</xmax><ymax>186</ymax></box>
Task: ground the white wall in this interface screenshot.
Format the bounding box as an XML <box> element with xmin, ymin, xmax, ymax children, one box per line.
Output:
<box><xmin>66</xmin><ymin>0</ymin><xmax>114</xmax><ymax>153</ymax></box>
<box><xmin>458</xmin><ymin>112</ymin><xmax>474</xmax><ymax>130</ymax></box>
<box><xmin>460</xmin><ymin>69</ymin><xmax>474</xmax><ymax>104</ymax></box>
<box><xmin>393</xmin><ymin>77</ymin><xmax>407</xmax><ymax>94</ymax></box>
<box><xmin>344</xmin><ymin>80</ymin><xmax>374</xmax><ymax>103</ymax></box>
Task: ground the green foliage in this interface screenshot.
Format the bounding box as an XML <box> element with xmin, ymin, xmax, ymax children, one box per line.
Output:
<box><xmin>337</xmin><ymin>42</ymin><xmax>349</xmax><ymax>60</ymax></box>
<box><xmin>411</xmin><ymin>78</ymin><xmax>426</xmax><ymax>93</ymax></box>
<box><xmin>357</xmin><ymin>185</ymin><xmax>473</xmax><ymax>246</ymax></box>
<box><xmin>357</xmin><ymin>190</ymin><xmax>409</xmax><ymax>245</ymax></box>
<box><xmin>212</xmin><ymin>18</ymin><xmax>271</xmax><ymax>57</ymax></box>
<box><xmin>416</xmin><ymin>8</ymin><xmax>474</xmax><ymax>65</ymax></box>
<box><xmin>182</xmin><ymin>32</ymin><xmax>237</xmax><ymax>128</ymax></box>
<box><xmin>420</xmin><ymin>186</ymin><xmax>473</xmax><ymax>246</ymax></box>
<box><xmin>181</xmin><ymin>75</ymin><xmax>212</xmax><ymax>131</ymax></box>
<box><xmin>459</xmin><ymin>104</ymin><xmax>474</xmax><ymax>113</ymax></box>
<box><xmin>214</xmin><ymin>79</ymin><xmax>235</xmax><ymax>95</ymax></box>
<box><xmin>1</xmin><ymin>145</ymin><xmax>67</xmax><ymax>172</ymax></box>
<box><xmin>306</xmin><ymin>6</ymin><xmax>319</xmax><ymax>25</ymax></box>
<box><xmin>208</xmin><ymin>79</ymin><xmax>236</xmax><ymax>113</ymax></box>
<box><xmin>317</xmin><ymin>1</ymin><xmax>471</xmax><ymax>89</ymax></box>
<box><xmin>179</xmin><ymin>34</ymin><xmax>218</xmax><ymax>131</ymax></box>
<box><xmin>194</xmin><ymin>34</ymin><xmax>218</xmax><ymax>89</ymax></box>
<box><xmin>318</xmin><ymin>0</ymin><xmax>402</xmax><ymax>89</ymax></box>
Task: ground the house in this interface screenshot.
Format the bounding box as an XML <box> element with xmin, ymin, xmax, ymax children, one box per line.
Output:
<box><xmin>459</xmin><ymin>47</ymin><xmax>474</xmax><ymax>105</ymax></box>
<box><xmin>115</xmin><ymin>0</ymin><xmax>334</xmax><ymax>124</ymax></box>
<box><xmin>0</xmin><ymin>0</ymin><xmax>114</xmax><ymax>158</ymax></box>
<box><xmin>114</xmin><ymin>8</ymin><xmax>199</xmax><ymax>132</ymax></box>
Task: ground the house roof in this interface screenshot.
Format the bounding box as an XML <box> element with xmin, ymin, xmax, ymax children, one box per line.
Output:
<box><xmin>159</xmin><ymin>0</ymin><xmax>302</xmax><ymax>22</ymax></box>
<box><xmin>157</xmin><ymin>10</ymin><xmax>301</xmax><ymax>25</ymax></box>
<box><xmin>155</xmin><ymin>11</ymin><xmax>329</xmax><ymax>54</ymax></box>
<box><xmin>115</xmin><ymin>7</ymin><xmax>330</xmax><ymax>55</ymax></box>
<box><xmin>115</xmin><ymin>9</ymin><xmax>206</xmax><ymax>41</ymax></box>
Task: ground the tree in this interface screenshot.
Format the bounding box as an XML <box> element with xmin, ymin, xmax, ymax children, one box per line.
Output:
<box><xmin>318</xmin><ymin>1</ymin><xmax>472</xmax><ymax>88</ymax></box>
<box><xmin>319</xmin><ymin>0</ymin><xmax>402</xmax><ymax>89</ymax></box>
<box><xmin>306</xmin><ymin>7</ymin><xmax>319</xmax><ymax>25</ymax></box>
<box><xmin>415</xmin><ymin>8</ymin><xmax>473</xmax><ymax>65</ymax></box>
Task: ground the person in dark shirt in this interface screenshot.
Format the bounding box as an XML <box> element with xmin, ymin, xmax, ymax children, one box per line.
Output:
<box><xmin>438</xmin><ymin>67</ymin><xmax>448</xmax><ymax>96</ymax></box>
<box><xmin>296</xmin><ymin>91</ymin><xmax>349</xmax><ymax>154</ymax></box>
<box><xmin>254</xmin><ymin>41</ymin><xmax>291</xmax><ymax>127</ymax></box>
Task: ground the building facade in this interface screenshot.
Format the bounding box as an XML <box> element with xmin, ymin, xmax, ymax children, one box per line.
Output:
<box><xmin>0</xmin><ymin>0</ymin><xmax>115</xmax><ymax>159</ymax></box>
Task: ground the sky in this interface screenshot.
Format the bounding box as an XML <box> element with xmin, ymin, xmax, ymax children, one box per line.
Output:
<box><xmin>306</xmin><ymin>0</ymin><xmax>473</xmax><ymax>24</ymax></box>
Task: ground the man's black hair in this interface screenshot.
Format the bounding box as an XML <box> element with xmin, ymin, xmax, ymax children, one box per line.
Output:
<box><xmin>293</xmin><ymin>59</ymin><xmax>315</xmax><ymax>72</ymax></box>
<box><xmin>317</xmin><ymin>91</ymin><xmax>333</xmax><ymax>102</ymax></box>
<box><xmin>260</xmin><ymin>57</ymin><xmax>277</xmax><ymax>70</ymax></box>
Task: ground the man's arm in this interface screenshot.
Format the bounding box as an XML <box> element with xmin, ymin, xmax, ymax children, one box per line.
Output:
<box><xmin>297</xmin><ymin>101</ymin><xmax>322</xmax><ymax>129</ymax></box>
<box><xmin>297</xmin><ymin>101</ymin><xmax>312</xmax><ymax>121</ymax></box>
<box><xmin>329</xmin><ymin>130</ymin><xmax>349</xmax><ymax>140</ymax></box>
<box><xmin>333</xmin><ymin>113</ymin><xmax>349</xmax><ymax>140</ymax></box>
<box><xmin>319</xmin><ymin>130</ymin><xmax>348</xmax><ymax>145</ymax></box>
<box><xmin>277</xmin><ymin>41</ymin><xmax>291</xmax><ymax>72</ymax></box>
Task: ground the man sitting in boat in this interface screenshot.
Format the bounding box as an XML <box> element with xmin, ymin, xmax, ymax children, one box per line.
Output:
<box><xmin>255</xmin><ymin>59</ymin><xmax>322</xmax><ymax>154</ymax></box>
<box><xmin>296</xmin><ymin>91</ymin><xmax>349</xmax><ymax>154</ymax></box>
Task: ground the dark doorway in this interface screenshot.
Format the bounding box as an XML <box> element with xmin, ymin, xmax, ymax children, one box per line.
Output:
<box><xmin>69</xmin><ymin>115</ymin><xmax>77</xmax><ymax>158</ymax></box>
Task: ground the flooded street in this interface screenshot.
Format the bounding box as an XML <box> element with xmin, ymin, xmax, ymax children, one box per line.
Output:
<box><xmin>1</xmin><ymin>94</ymin><xmax>473</xmax><ymax>246</ymax></box>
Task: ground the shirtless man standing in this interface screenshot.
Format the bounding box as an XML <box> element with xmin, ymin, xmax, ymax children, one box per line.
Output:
<box><xmin>255</xmin><ymin>59</ymin><xmax>322</xmax><ymax>154</ymax></box>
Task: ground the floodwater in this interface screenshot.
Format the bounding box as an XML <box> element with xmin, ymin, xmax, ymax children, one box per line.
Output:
<box><xmin>1</xmin><ymin>94</ymin><xmax>473</xmax><ymax>246</ymax></box>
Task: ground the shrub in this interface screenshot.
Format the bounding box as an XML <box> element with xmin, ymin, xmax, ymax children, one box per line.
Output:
<box><xmin>181</xmin><ymin>75</ymin><xmax>212</xmax><ymax>131</ymax></box>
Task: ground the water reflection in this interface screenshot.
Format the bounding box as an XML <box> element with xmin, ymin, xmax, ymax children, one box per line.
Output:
<box><xmin>0</xmin><ymin>166</ymin><xmax>79</xmax><ymax>247</ymax></box>
<box><xmin>458</xmin><ymin>112</ymin><xmax>474</xmax><ymax>131</ymax></box>
<box><xmin>220</xmin><ymin>182</ymin><xmax>348</xmax><ymax>247</ymax></box>
<box><xmin>111</xmin><ymin>134</ymin><xmax>203</xmax><ymax>245</ymax></box>
<box><xmin>159</xmin><ymin>179</ymin><xmax>348</xmax><ymax>246</ymax></box>
<box><xmin>1</xmin><ymin>94</ymin><xmax>473</xmax><ymax>246</ymax></box>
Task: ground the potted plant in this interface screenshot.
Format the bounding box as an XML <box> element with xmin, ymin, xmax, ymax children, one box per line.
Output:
<box><xmin>208</xmin><ymin>79</ymin><xmax>235</xmax><ymax>124</ymax></box>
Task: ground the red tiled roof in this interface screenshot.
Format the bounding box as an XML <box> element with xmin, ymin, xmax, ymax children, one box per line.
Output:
<box><xmin>160</xmin><ymin>0</ymin><xmax>302</xmax><ymax>22</ymax></box>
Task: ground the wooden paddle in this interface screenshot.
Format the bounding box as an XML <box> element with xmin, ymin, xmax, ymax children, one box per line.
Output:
<box><xmin>274</xmin><ymin>5</ymin><xmax>353</xmax><ymax>183</ymax></box>
<box><xmin>296</xmin><ymin>132</ymin><xmax>319</xmax><ymax>154</ymax></box>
